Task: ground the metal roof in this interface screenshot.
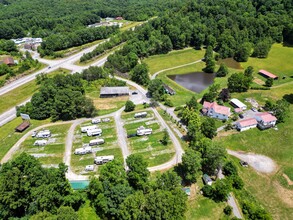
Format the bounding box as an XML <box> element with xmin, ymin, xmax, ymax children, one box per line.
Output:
<box><xmin>100</xmin><ymin>87</ymin><xmax>129</xmax><ymax>95</ymax></box>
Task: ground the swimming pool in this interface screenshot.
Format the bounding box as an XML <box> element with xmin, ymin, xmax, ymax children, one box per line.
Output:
<box><xmin>69</xmin><ymin>180</ymin><xmax>90</xmax><ymax>190</ymax></box>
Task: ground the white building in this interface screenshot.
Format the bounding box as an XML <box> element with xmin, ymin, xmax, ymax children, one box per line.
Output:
<box><xmin>136</xmin><ymin>126</ymin><xmax>152</xmax><ymax>136</ymax></box>
<box><xmin>33</xmin><ymin>140</ymin><xmax>47</xmax><ymax>146</ymax></box>
<box><xmin>94</xmin><ymin>155</ymin><xmax>114</xmax><ymax>165</ymax></box>
<box><xmin>230</xmin><ymin>98</ymin><xmax>247</xmax><ymax>110</ymax></box>
<box><xmin>255</xmin><ymin>112</ymin><xmax>277</xmax><ymax>129</ymax></box>
<box><xmin>236</xmin><ymin>118</ymin><xmax>258</xmax><ymax>132</ymax></box>
<box><xmin>81</xmin><ymin>125</ymin><xmax>98</xmax><ymax>133</ymax></box>
<box><xmin>85</xmin><ymin>165</ymin><xmax>94</xmax><ymax>171</ymax></box>
<box><xmin>87</xmin><ymin>128</ymin><xmax>102</xmax><ymax>137</ymax></box>
<box><xmin>202</xmin><ymin>101</ymin><xmax>231</xmax><ymax>120</ymax></box>
<box><xmin>74</xmin><ymin>147</ymin><xmax>92</xmax><ymax>155</ymax></box>
<box><xmin>89</xmin><ymin>138</ymin><xmax>105</xmax><ymax>146</ymax></box>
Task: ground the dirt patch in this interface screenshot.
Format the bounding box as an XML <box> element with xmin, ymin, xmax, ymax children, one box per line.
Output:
<box><xmin>273</xmin><ymin>181</ymin><xmax>293</xmax><ymax>208</ymax></box>
<box><xmin>217</xmin><ymin>130</ymin><xmax>238</xmax><ymax>137</ymax></box>
<box><xmin>283</xmin><ymin>174</ymin><xmax>293</xmax><ymax>186</ymax></box>
<box><xmin>253</xmin><ymin>78</ymin><xmax>265</xmax><ymax>85</ymax></box>
<box><xmin>227</xmin><ymin>150</ymin><xmax>277</xmax><ymax>174</ymax></box>
<box><xmin>92</xmin><ymin>96</ymin><xmax>128</xmax><ymax>110</ymax></box>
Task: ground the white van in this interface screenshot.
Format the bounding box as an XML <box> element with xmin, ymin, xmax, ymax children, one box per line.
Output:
<box><xmin>89</xmin><ymin>138</ymin><xmax>105</xmax><ymax>146</ymax></box>
<box><xmin>81</xmin><ymin>125</ymin><xmax>98</xmax><ymax>133</ymax></box>
<box><xmin>87</xmin><ymin>128</ymin><xmax>102</xmax><ymax>137</ymax></box>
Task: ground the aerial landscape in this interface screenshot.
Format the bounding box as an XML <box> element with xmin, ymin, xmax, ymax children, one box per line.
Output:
<box><xmin>0</xmin><ymin>0</ymin><xmax>292</xmax><ymax>219</ymax></box>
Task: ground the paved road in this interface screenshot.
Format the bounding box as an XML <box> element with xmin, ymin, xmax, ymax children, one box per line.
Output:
<box><xmin>218</xmin><ymin>168</ymin><xmax>243</xmax><ymax>219</ymax></box>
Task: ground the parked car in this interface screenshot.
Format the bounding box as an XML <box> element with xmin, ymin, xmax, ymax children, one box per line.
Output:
<box><xmin>127</xmin><ymin>133</ymin><xmax>137</xmax><ymax>138</ymax></box>
<box><xmin>132</xmin><ymin>91</ymin><xmax>138</xmax><ymax>95</ymax></box>
<box><xmin>240</xmin><ymin>160</ymin><xmax>249</xmax><ymax>167</ymax></box>
<box><xmin>239</xmin><ymin>114</ymin><xmax>244</xmax><ymax>119</ymax></box>
<box><xmin>251</xmin><ymin>107</ymin><xmax>257</xmax><ymax>112</ymax></box>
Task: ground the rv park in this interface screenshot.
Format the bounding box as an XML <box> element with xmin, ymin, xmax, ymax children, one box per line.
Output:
<box><xmin>0</xmin><ymin>32</ymin><xmax>292</xmax><ymax>219</ymax></box>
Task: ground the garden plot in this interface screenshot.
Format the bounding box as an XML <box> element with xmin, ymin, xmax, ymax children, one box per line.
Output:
<box><xmin>123</xmin><ymin>111</ymin><xmax>175</xmax><ymax>167</ymax></box>
<box><xmin>71</xmin><ymin>117</ymin><xmax>122</xmax><ymax>174</ymax></box>
<box><xmin>15</xmin><ymin>124</ymin><xmax>71</xmax><ymax>166</ymax></box>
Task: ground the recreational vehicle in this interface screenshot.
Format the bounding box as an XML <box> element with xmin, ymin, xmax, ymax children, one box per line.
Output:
<box><xmin>33</xmin><ymin>140</ymin><xmax>47</xmax><ymax>146</ymax></box>
<box><xmin>136</xmin><ymin>126</ymin><xmax>152</xmax><ymax>136</ymax></box>
<box><xmin>74</xmin><ymin>146</ymin><xmax>92</xmax><ymax>155</ymax></box>
<box><xmin>36</xmin><ymin>130</ymin><xmax>51</xmax><ymax>138</ymax></box>
<box><xmin>134</xmin><ymin>112</ymin><xmax>148</xmax><ymax>118</ymax></box>
<box><xmin>87</xmin><ymin>128</ymin><xmax>102</xmax><ymax>137</ymax></box>
<box><xmin>81</xmin><ymin>125</ymin><xmax>98</xmax><ymax>133</ymax></box>
<box><xmin>102</xmin><ymin>118</ymin><xmax>110</xmax><ymax>122</ymax></box>
<box><xmin>85</xmin><ymin>165</ymin><xmax>94</xmax><ymax>171</ymax></box>
<box><xmin>91</xmin><ymin>118</ymin><xmax>101</xmax><ymax>124</ymax></box>
<box><xmin>89</xmin><ymin>138</ymin><xmax>105</xmax><ymax>146</ymax></box>
<box><xmin>94</xmin><ymin>155</ymin><xmax>114</xmax><ymax>165</ymax></box>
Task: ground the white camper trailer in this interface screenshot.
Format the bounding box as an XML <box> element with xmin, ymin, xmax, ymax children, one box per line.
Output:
<box><xmin>85</xmin><ymin>165</ymin><xmax>94</xmax><ymax>171</ymax></box>
<box><xmin>102</xmin><ymin>118</ymin><xmax>110</xmax><ymax>122</ymax></box>
<box><xmin>91</xmin><ymin>118</ymin><xmax>101</xmax><ymax>124</ymax></box>
<box><xmin>74</xmin><ymin>146</ymin><xmax>92</xmax><ymax>155</ymax></box>
<box><xmin>81</xmin><ymin>125</ymin><xmax>98</xmax><ymax>133</ymax></box>
<box><xmin>94</xmin><ymin>155</ymin><xmax>114</xmax><ymax>165</ymax></box>
<box><xmin>33</xmin><ymin>140</ymin><xmax>47</xmax><ymax>146</ymax></box>
<box><xmin>89</xmin><ymin>138</ymin><xmax>105</xmax><ymax>146</ymax></box>
<box><xmin>87</xmin><ymin>128</ymin><xmax>102</xmax><ymax>137</ymax></box>
<box><xmin>36</xmin><ymin>130</ymin><xmax>51</xmax><ymax>138</ymax></box>
<box><xmin>134</xmin><ymin>112</ymin><xmax>148</xmax><ymax>118</ymax></box>
<box><xmin>136</xmin><ymin>126</ymin><xmax>152</xmax><ymax>136</ymax></box>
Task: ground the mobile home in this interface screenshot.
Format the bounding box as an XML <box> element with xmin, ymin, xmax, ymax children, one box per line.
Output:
<box><xmin>74</xmin><ymin>146</ymin><xmax>92</xmax><ymax>155</ymax></box>
<box><xmin>94</xmin><ymin>155</ymin><xmax>114</xmax><ymax>165</ymax></box>
<box><xmin>134</xmin><ymin>112</ymin><xmax>148</xmax><ymax>118</ymax></box>
<box><xmin>81</xmin><ymin>125</ymin><xmax>98</xmax><ymax>133</ymax></box>
<box><xmin>89</xmin><ymin>138</ymin><xmax>105</xmax><ymax>146</ymax></box>
<box><xmin>136</xmin><ymin>126</ymin><xmax>152</xmax><ymax>136</ymax></box>
<box><xmin>87</xmin><ymin>128</ymin><xmax>102</xmax><ymax>137</ymax></box>
<box><xmin>91</xmin><ymin>118</ymin><xmax>101</xmax><ymax>124</ymax></box>
<box><xmin>36</xmin><ymin>130</ymin><xmax>51</xmax><ymax>138</ymax></box>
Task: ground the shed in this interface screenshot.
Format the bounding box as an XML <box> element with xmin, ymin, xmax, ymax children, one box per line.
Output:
<box><xmin>15</xmin><ymin>121</ymin><xmax>30</xmax><ymax>132</ymax></box>
<box><xmin>258</xmin><ymin>69</ymin><xmax>278</xmax><ymax>80</ymax></box>
<box><xmin>100</xmin><ymin>87</ymin><xmax>129</xmax><ymax>98</ymax></box>
<box><xmin>236</xmin><ymin>118</ymin><xmax>258</xmax><ymax>132</ymax></box>
<box><xmin>163</xmin><ymin>84</ymin><xmax>175</xmax><ymax>95</ymax></box>
<box><xmin>203</xmin><ymin>174</ymin><xmax>213</xmax><ymax>185</ymax></box>
<box><xmin>230</xmin><ymin>98</ymin><xmax>247</xmax><ymax>110</ymax></box>
<box><xmin>3</xmin><ymin>57</ymin><xmax>15</xmax><ymax>66</ymax></box>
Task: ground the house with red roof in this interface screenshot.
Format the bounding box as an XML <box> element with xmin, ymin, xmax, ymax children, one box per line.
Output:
<box><xmin>202</xmin><ymin>101</ymin><xmax>231</xmax><ymax>120</ymax></box>
<box><xmin>255</xmin><ymin>112</ymin><xmax>277</xmax><ymax>129</ymax></box>
<box><xmin>3</xmin><ymin>57</ymin><xmax>15</xmax><ymax>66</ymax></box>
<box><xmin>258</xmin><ymin>69</ymin><xmax>278</xmax><ymax>80</ymax></box>
<box><xmin>236</xmin><ymin>118</ymin><xmax>258</xmax><ymax>132</ymax></box>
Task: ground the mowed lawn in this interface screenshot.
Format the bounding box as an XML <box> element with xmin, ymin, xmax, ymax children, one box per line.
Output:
<box><xmin>144</xmin><ymin>48</ymin><xmax>205</xmax><ymax>75</ymax></box>
<box><xmin>0</xmin><ymin>68</ymin><xmax>71</xmax><ymax>115</ymax></box>
<box><xmin>14</xmin><ymin>123</ymin><xmax>72</xmax><ymax>165</ymax></box>
<box><xmin>215</xmin><ymin>83</ymin><xmax>293</xmax><ymax>219</ymax></box>
<box><xmin>123</xmin><ymin>111</ymin><xmax>175</xmax><ymax>167</ymax></box>
<box><xmin>71</xmin><ymin>118</ymin><xmax>122</xmax><ymax>174</ymax></box>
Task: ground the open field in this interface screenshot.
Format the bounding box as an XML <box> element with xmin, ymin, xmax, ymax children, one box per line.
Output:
<box><xmin>71</xmin><ymin>117</ymin><xmax>122</xmax><ymax>174</ymax></box>
<box><xmin>0</xmin><ymin>117</ymin><xmax>50</xmax><ymax>161</ymax></box>
<box><xmin>123</xmin><ymin>110</ymin><xmax>175</xmax><ymax>167</ymax></box>
<box><xmin>14</xmin><ymin>123</ymin><xmax>71</xmax><ymax>165</ymax></box>
<box><xmin>0</xmin><ymin>68</ymin><xmax>71</xmax><ymax>114</ymax></box>
<box><xmin>241</xmin><ymin>44</ymin><xmax>293</xmax><ymax>86</ymax></box>
<box><xmin>144</xmin><ymin>48</ymin><xmax>205</xmax><ymax>75</ymax></box>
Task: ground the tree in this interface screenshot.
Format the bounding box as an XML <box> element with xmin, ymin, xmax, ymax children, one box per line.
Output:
<box><xmin>130</xmin><ymin>63</ymin><xmax>150</xmax><ymax>86</ymax></box>
<box><xmin>218</xmin><ymin>88</ymin><xmax>230</xmax><ymax>102</ymax></box>
<box><xmin>161</xmin><ymin>129</ymin><xmax>169</xmax><ymax>146</ymax></box>
<box><xmin>265</xmin><ymin>78</ymin><xmax>273</xmax><ymax>87</ymax></box>
<box><xmin>56</xmin><ymin>206</ymin><xmax>78</xmax><ymax>220</ymax></box>
<box><xmin>202</xmin><ymin>185</ymin><xmax>213</xmax><ymax>198</ymax></box>
<box><xmin>148</xmin><ymin>79</ymin><xmax>165</xmax><ymax>100</ymax></box>
<box><xmin>264</xmin><ymin>99</ymin><xmax>289</xmax><ymax>123</ymax></box>
<box><xmin>244</xmin><ymin>66</ymin><xmax>254</xmax><ymax>78</ymax></box>
<box><xmin>204</xmin><ymin>58</ymin><xmax>216</xmax><ymax>73</ymax></box>
<box><xmin>164</xmin><ymin>98</ymin><xmax>174</xmax><ymax>107</ymax></box>
<box><xmin>181</xmin><ymin>149</ymin><xmax>202</xmax><ymax>183</ymax></box>
<box><xmin>155</xmin><ymin>171</ymin><xmax>181</xmax><ymax>191</ymax></box>
<box><xmin>223</xmin><ymin>161</ymin><xmax>238</xmax><ymax>176</ymax></box>
<box><xmin>212</xmin><ymin>179</ymin><xmax>231</xmax><ymax>202</ymax></box>
<box><xmin>234</xmin><ymin>42</ymin><xmax>252</xmax><ymax>62</ymax></box>
<box><xmin>227</xmin><ymin>72</ymin><xmax>252</xmax><ymax>93</ymax></box>
<box><xmin>201</xmin><ymin>117</ymin><xmax>217</xmax><ymax>139</ymax></box>
<box><xmin>187</xmin><ymin>112</ymin><xmax>202</xmax><ymax>144</ymax></box>
<box><xmin>216</xmin><ymin>63</ymin><xmax>228</xmax><ymax>77</ymax></box>
<box><xmin>124</xmin><ymin>100</ymin><xmax>135</xmax><ymax>112</ymax></box>
<box><xmin>224</xmin><ymin>205</ymin><xmax>232</xmax><ymax>216</ymax></box>
<box><xmin>230</xmin><ymin>175</ymin><xmax>244</xmax><ymax>190</ymax></box>
<box><xmin>204</xmin><ymin>46</ymin><xmax>213</xmax><ymax>61</ymax></box>
<box><xmin>126</xmin><ymin>154</ymin><xmax>150</xmax><ymax>190</ymax></box>
<box><xmin>201</xmin><ymin>84</ymin><xmax>220</xmax><ymax>103</ymax></box>
<box><xmin>253</xmin><ymin>39</ymin><xmax>272</xmax><ymax>58</ymax></box>
<box><xmin>186</xmin><ymin>95</ymin><xmax>198</xmax><ymax>110</ymax></box>
<box><xmin>119</xmin><ymin>191</ymin><xmax>146</xmax><ymax>220</ymax></box>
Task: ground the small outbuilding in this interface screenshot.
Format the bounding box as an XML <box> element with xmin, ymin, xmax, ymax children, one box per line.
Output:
<box><xmin>230</xmin><ymin>98</ymin><xmax>247</xmax><ymax>110</ymax></box>
<box><xmin>100</xmin><ymin>87</ymin><xmax>129</xmax><ymax>98</ymax></box>
<box><xmin>163</xmin><ymin>84</ymin><xmax>175</xmax><ymax>95</ymax></box>
<box><xmin>203</xmin><ymin>174</ymin><xmax>213</xmax><ymax>186</ymax></box>
<box><xmin>258</xmin><ymin>69</ymin><xmax>278</xmax><ymax>80</ymax></box>
<box><xmin>236</xmin><ymin>118</ymin><xmax>258</xmax><ymax>132</ymax></box>
<box><xmin>15</xmin><ymin>121</ymin><xmax>30</xmax><ymax>132</ymax></box>
<box><xmin>3</xmin><ymin>57</ymin><xmax>15</xmax><ymax>66</ymax></box>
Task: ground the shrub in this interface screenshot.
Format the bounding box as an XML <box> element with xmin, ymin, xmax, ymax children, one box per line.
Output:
<box><xmin>125</xmin><ymin>100</ymin><xmax>135</xmax><ymax>112</ymax></box>
<box><xmin>224</xmin><ymin>205</ymin><xmax>232</xmax><ymax>215</ymax></box>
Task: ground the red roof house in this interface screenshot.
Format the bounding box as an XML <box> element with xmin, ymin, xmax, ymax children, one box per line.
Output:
<box><xmin>258</xmin><ymin>69</ymin><xmax>278</xmax><ymax>80</ymax></box>
<box><xmin>115</xmin><ymin>16</ymin><xmax>123</xmax><ymax>20</ymax></box>
<box><xmin>3</xmin><ymin>57</ymin><xmax>15</xmax><ymax>66</ymax></box>
<box><xmin>236</xmin><ymin>118</ymin><xmax>258</xmax><ymax>132</ymax></box>
<box><xmin>202</xmin><ymin>101</ymin><xmax>231</xmax><ymax>120</ymax></box>
<box><xmin>255</xmin><ymin>112</ymin><xmax>277</xmax><ymax>129</ymax></box>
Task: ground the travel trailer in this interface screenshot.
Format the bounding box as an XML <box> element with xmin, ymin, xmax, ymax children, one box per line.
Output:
<box><xmin>87</xmin><ymin>128</ymin><xmax>102</xmax><ymax>137</ymax></box>
<box><xmin>80</xmin><ymin>125</ymin><xmax>98</xmax><ymax>133</ymax></box>
<box><xmin>74</xmin><ymin>146</ymin><xmax>92</xmax><ymax>155</ymax></box>
<box><xmin>94</xmin><ymin>155</ymin><xmax>114</xmax><ymax>165</ymax></box>
<box><xmin>89</xmin><ymin>138</ymin><xmax>105</xmax><ymax>146</ymax></box>
<box><xmin>33</xmin><ymin>140</ymin><xmax>47</xmax><ymax>146</ymax></box>
<box><xmin>136</xmin><ymin>126</ymin><xmax>152</xmax><ymax>136</ymax></box>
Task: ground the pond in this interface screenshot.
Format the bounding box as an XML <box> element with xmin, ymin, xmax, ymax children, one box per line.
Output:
<box><xmin>217</xmin><ymin>58</ymin><xmax>243</xmax><ymax>69</ymax></box>
<box><xmin>168</xmin><ymin>72</ymin><xmax>215</xmax><ymax>93</ymax></box>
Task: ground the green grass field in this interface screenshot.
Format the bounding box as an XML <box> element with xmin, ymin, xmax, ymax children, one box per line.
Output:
<box><xmin>123</xmin><ymin>112</ymin><xmax>175</xmax><ymax>167</ymax></box>
<box><xmin>0</xmin><ymin>68</ymin><xmax>71</xmax><ymax>115</ymax></box>
<box><xmin>144</xmin><ymin>48</ymin><xmax>205</xmax><ymax>75</ymax></box>
<box><xmin>14</xmin><ymin>123</ymin><xmax>72</xmax><ymax>165</ymax></box>
<box><xmin>0</xmin><ymin>117</ymin><xmax>50</xmax><ymax>161</ymax></box>
<box><xmin>78</xmin><ymin>200</ymin><xmax>100</xmax><ymax>220</ymax></box>
<box><xmin>71</xmin><ymin>118</ymin><xmax>122</xmax><ymax>174</ymax></box>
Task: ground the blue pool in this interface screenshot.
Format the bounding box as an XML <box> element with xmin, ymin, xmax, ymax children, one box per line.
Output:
<box><xmin>70</xmin><ymin>180</ymin><xmax>90</xmax><ymax>190</ymax></box>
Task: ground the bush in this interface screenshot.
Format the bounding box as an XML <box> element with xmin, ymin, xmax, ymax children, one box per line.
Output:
<box><xmin>223</xmin><ymin>161</ymin><xmax>238</xmax><ymax>176</ymax></box>
<box><xmin>124</xmin><ymin>100</ymin><xmax>135</xmax><ymax>112</ymax></box>
<box><xmin>224</xmin><ymin>205</ymin><xmax>232</xmax><ymax>215</ymax></box>
<box><xmin>202</xmin><ymin>185</ymin><xmax>213</xmax><ymax>198</ymax></box>
<box><xmin>164</xmin><ymin>99</ymin><xmax>174</xmax><ymax>107</ymax></box>
<box><xmin>230</xmin><ymin>175</ymin><xmax>244</xmax><ymax>190</ymax></box>
<box><xmin>250</xmin><ymin>87</ymin><xmax>270</xmax><ymax>90</ymax></box>
<box><xmin>174</xmin><ymin>106</ymin><xmax>183</xmax><ymax>111</ymax></box>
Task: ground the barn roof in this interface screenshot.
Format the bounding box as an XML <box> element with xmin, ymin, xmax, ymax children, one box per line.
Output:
<box><xmin>100</xmin><ymin>87</ymin><xmax>129</xmax><ymax>95</ymax></box>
